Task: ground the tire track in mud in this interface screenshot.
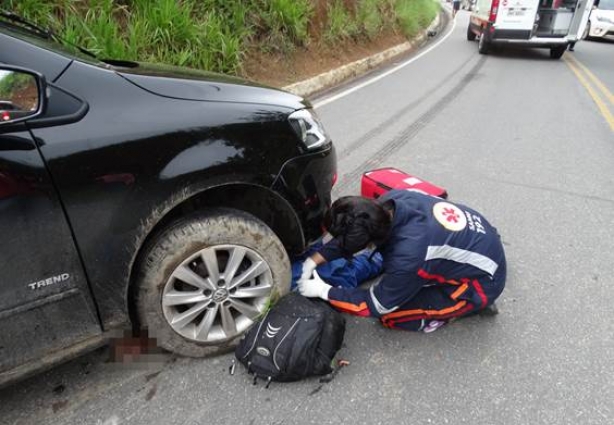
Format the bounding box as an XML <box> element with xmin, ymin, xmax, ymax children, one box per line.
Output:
<box><xmin>333</xmin><ymin>55</ymin><xmax>487</xmax><ymax>197</ymax></box>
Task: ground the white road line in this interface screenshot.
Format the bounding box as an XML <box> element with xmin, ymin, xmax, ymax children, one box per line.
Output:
<box><xmin>313</xmin><ymin>12</ymin><xmax>457</xmax><ymax>109</ymax></box>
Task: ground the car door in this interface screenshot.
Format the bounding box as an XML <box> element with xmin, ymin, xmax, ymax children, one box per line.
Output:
<box><xmin>0</xmin><ymin>121</ymin><xmax>102</xmax><ymax>379</ymax></box>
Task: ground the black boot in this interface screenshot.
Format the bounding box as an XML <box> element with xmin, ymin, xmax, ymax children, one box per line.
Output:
<box><xmin>477</xmin><ymin>303</ymin><xmax>499</xmax><ymax>316</ymax></box>
<box><xmin>464</xmin><ymin>303</ymin><xmax>499</xmax><ymax>318</ymax></box>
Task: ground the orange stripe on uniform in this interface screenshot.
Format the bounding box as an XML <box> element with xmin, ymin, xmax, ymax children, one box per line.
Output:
<box><xmin>384</xmin><ymin>302</ymin><xmax>475</xmax><ymax>328</ymax></box>
<box><xmin>450</xmin><ymin>283</ymin><xmax>469</xmax><ymax>300</ymax></box>
<box><xmin>382</xmin><ymin>300</ymin><xmax>468</xmax><ymax>322</ymax></box>
<box><xmin>329</xmin><ymin>300</ymin><xmax>370</xmax><ymax>317</ymax></box>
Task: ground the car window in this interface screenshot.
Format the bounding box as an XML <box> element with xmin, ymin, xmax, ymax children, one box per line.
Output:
<box><xmin>43</xmin><ymin>85</ymin><xmax>85</xmax><ymax>119</ymax></box>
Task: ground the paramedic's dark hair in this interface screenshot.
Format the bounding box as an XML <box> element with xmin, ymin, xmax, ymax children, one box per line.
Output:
<box><xmin>323</xmin><ymin>196</ymin><xmax>392</xmax><ymax>257</ymax></box>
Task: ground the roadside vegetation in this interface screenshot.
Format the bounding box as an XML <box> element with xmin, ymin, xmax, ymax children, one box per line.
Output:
<box><xmin>0</xmin><ymin>71</ymin><xmax>31</xmax><ymax>96</ymax></box>
<box><xmin>6</xmin><ymin>0</ymin><xmax>439</xmax><ymax>77</ymax></box>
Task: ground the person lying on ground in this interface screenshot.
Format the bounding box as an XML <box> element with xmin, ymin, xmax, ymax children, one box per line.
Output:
<box><xmin>297</xmin><ymin>190</ymin><xmax>506</xmax><ymax>333</ymax></box>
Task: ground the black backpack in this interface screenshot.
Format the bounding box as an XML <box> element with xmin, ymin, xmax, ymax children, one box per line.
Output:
<box><xmin>234</xmin><ymin>292</ymin><xmax>345</xmax><ymax>384</ymax></box>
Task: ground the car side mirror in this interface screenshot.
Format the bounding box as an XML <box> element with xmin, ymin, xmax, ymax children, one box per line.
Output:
<box><xmin>0</xmin><ymin>66</ymin><xmax>46</xmax><ymax>126</ymax></box>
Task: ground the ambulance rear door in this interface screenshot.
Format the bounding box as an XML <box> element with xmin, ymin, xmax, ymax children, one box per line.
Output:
<box><xmin>496</xmin><ymin>0</ymin><xmax>539</xmax><ymax>33</ymax></box>
<box><xmin>568</xmin><ymin>0</ymin><xmax>595</xmax><ymax>40</ymax></box>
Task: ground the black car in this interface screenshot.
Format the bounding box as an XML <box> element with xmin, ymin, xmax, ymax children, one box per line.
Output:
<box><xmin>0</xmin><ymin>13</ymin><xmax>336</xmax><ymax>386</ymax></box>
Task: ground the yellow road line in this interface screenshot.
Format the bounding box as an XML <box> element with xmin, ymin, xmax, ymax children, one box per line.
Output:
<box><xmin>566</xmin><ymin>54</ymin><xmax>614</xmax><ymax>105</ymax></box>
<box><xmin>564</xmin><ymin>55</ymin><xmax>614</xmax><ymax>132</ymax></box>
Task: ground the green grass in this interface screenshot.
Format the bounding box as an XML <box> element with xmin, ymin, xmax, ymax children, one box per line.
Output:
<box><xmin>0</xmin><ymin>71</ymin><xmax>33</xmax><ymax>97</ymax></box>
<box><xmin>324</xmin><ymin>0</ymin><xmax>359</xmax><ymax>43</ymax></box>
<box><xmin>395</xmin><ymin>0</ymin><xmax>440</xmax><ymax>38</ymax></box>
<box><xmin>264</xmin><ymin>0</ymin><xmax>312</xmax><ymax>45</ymax></box>
<box><xmin>357</xmin><ymin>0</ymin><xmax>385</xmax><ymax>40</ymax></box>
<box><xmin>250</xmin><ymin>0</ymin><xmax>312</xmax><ymax>53</ymax></box>
<box><xmin>3</xmin><ymin>0</ymin><xmax>440</xmax><ymax>75</ymax></box>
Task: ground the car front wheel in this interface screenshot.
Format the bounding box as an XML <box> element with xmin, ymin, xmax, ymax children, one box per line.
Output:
<box><xmin>582</xmin><ymin>21</ymin><xmax>591</xmax><ymax>40</ymax></box>
<box><xmin>135</xmin><ymin>208</ymin><xmax>291</xmax><ymax>357</ymax></box>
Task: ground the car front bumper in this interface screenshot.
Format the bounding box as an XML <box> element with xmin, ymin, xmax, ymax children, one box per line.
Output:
<box><xmin>272</xmin><ymin>143</ymin><xmax>337</xmax><ymax>252</ymax></box>
<box><xmin>590</xmin><ymin>21</ymin><xmax>614</xmax><ymax>38</ymax></box>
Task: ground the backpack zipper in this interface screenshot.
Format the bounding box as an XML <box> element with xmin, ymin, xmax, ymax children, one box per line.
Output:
<box><xmin>273</xmin><ymin>318</ymin><xmax>301</xmax><ymax>371</ymax></box>
<box><xmin>241</xmin><ymin>310</ymin><xmax>270</xmax><ymax>359</ymax></box>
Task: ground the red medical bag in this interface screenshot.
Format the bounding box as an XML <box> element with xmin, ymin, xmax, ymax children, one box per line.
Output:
<box><xmin>361</xmin><ymin>168</ymin><xmax>448</xmax><ymax>199</ymax></box>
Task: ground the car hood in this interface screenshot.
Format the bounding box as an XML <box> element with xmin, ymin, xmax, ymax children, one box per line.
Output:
<box><xmin>116</xmin><ymin>62</ymin><xmax>308</xmax><ymax>110</ymax></box>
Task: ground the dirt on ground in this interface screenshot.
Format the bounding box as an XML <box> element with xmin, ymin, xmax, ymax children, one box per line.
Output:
<box><xmin>242</xmin><ymin>0</ymin><xmax>409</xmax><ymax>88</ymax></box>
<box><xmin>240</xmin><ymin>0</ymin><xmax>436</xmax><ymax>89</ymax></box>
<box><xmin>241</xmin><ymin>29</ymin><xmax>408</xmax><ymax>88</ymax></box>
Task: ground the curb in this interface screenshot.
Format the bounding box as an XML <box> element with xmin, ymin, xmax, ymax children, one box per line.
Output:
<box><xmin>282</xmin><ymin>11</ymin><xmax>445</xmax><ymax>98</ymax></box>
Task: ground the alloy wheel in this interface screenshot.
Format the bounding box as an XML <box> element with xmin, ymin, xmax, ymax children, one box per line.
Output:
<box><xmin>162</xmin><ymin>244</ymin><xmax>273</xmax><ymax>343</ymax></box>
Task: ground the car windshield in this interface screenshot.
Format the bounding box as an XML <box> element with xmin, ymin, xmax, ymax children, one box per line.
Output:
<box><xmin>0</xmin><ymin>12</ymin><xmax>105</xmax><ymax>66</ymax></box>
<box><xmin>598</xmin><ymin>0</ymin><xmax>614</xmax><ymax>10</ymax></box>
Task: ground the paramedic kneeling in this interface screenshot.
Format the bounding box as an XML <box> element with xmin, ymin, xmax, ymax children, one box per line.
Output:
<box><xmin>297</xmin><ymin>190</ymin><xmax>506</xmax><ymax>333</ymax></box>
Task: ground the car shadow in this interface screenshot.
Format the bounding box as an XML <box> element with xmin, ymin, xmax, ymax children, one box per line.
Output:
<box><xmin>486</xmin><ymin>46</ymin><xmax>561</xmax><ymax>61</ymax></box>
<box><xmin>585</xmin><ymin>37</ymin><xmax>614</xmax><ymax>45</ymax></box>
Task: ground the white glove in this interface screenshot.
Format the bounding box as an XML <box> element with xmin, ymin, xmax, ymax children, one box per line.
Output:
<box><xmin>297</xmin><ymin>271</ymin><xmax>331</xmax><ymax>300</ymax></box>
<box><xmin>299</xmin><ymin>257</ymin><xmax>317</xmax><ymax>281</ymax></box>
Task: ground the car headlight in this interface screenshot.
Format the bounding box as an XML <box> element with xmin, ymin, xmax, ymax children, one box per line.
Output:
<box><xmin>288</xmin><ymin>109</ymin><xmax>330</xmax><ymax>150</ymax></box>
<box><xmin>596</xmin><ymin>16</ymin><xmax>614</xmax><ymax>24</ymax></box>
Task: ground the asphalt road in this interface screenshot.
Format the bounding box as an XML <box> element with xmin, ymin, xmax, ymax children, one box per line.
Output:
<box><xmin>2</xmin><ymin>10</ymin><xmax>613</xmax><ymax>425</ymax></box>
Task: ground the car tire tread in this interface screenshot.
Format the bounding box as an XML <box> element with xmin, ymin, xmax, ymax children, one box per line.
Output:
<box><xmin>135</xmin><ymin>208</ymin><xmax>291</xmax><ymax>358</ymax></box>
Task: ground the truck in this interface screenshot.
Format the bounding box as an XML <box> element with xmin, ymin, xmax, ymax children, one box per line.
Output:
<box><xmin>467</xmin><ymin>0</ymin><xmax>594</xmax><ymax>58</ymax></box>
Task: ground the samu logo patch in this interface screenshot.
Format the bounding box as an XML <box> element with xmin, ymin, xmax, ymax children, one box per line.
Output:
<box><xmin>433</xmin><ymin>202</ymin><xmax>467</xmax><ymax>231</ymax></box>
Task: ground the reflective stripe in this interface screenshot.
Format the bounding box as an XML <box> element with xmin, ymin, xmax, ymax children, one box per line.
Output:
<box><xmin>381</xmin><ymin>300</ymin><xmax>471</xmax><ymax>328</ymax></box>
<box><xmin>450</xmin><ymin>283</ymin><xmax>469</xmax><ymax>300</ymax></box>
<box><xmin>369</xmin><ymin>286</ymin><xmax>397</xmax><ymax>315</ymax></box>
<box><xmin>425</xmin><ymin>245</ymin><xmax>498</xmax><ymax>276</ymax></box>
<box><xmin>329</xmin><ymin>300</ymin><xmax>369</xmax><ymax>315</ymax></box>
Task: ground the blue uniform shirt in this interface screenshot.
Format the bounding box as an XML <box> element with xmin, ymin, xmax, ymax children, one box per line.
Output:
<box><xmin>321</xmin><ymin>190</ymin><xmax>506</xmax><ymax>318</ymax></box>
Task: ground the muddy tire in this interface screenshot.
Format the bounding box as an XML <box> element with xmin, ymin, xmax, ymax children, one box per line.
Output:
<box><xmin>135</xmin><ymin>208</ymin><xmax>291</xmax><ymax>357</ymax></box>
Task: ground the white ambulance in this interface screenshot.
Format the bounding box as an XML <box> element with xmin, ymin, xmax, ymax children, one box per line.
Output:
<box><xmin>467</xmin><ymin>0</ymin><xmax>594</xmax><ymax>58</ymax></box>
